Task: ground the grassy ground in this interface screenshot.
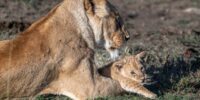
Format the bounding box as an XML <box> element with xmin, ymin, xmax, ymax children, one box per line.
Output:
<box><xmin>0</xmin><ymin>0</ymin><xmax>200</xmax><ymax>99</ymax></box>
<box><xmin>94</xmin><ymin>33</ymin><xmax>200</xmax><ymax>100</ymax></box>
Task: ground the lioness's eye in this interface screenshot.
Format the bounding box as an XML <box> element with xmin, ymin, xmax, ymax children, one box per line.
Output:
<box><xmin>116</xmin><ymin>16</ymin><xmax>120</xmax><ymax>20</ymax></box>
<box><xmin>115</xmin><ymin>17</ymin><xmax>122</xmax><ymax>29</ymax></box>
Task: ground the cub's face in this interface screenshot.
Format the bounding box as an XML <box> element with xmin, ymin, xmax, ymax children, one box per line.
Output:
<box><xmin>113</xmin><ymin>52</ymin><xmax>147</xmax><ymax>84</ymax></box>
<box><xmin>84</xmin><ymin>0</ymin><xmax>130</xmax><ymax>59</ymax></box>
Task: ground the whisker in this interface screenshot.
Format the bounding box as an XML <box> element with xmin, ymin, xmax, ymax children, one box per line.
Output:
<box><xmin>142</xmin><ymin>81</ymin><xmax>157</xmax><ymax>85</ymax></box>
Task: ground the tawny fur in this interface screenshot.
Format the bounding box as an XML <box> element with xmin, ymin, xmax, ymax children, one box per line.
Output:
<box><xmin>0</xmin><ymin>0</ymin><xmax>131</xmax><ymax>99</ymax></box>
<box><xmin>99</xmin><ymin>52</ymin><xmax>157</xmax><ymax>99</ymax></box>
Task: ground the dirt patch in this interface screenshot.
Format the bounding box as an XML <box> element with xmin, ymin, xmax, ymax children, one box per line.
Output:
<box><xmin>0</xmin><ymin>0</ymin><xmax>61</xmax><ymax>22</ymax></box>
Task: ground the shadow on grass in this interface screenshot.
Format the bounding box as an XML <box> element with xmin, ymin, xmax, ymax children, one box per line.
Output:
<box><xmin>146</xmin><ymin>53</ymin><xmax>200</xmax><ymax>96</ymax></box>
<box><xmin>36</xmin><ymin>94</ymin><xmax>71</xmax><ymax>100</ymax></box>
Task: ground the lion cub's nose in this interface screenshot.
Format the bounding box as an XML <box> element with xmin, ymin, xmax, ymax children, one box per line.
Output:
<box><xmin>141</xmin><ymin>77</ymin><xmax>145</xmax><ymax>82</ymax></box>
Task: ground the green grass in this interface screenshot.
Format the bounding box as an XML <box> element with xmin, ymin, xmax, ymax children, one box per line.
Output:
<box><xmin>36</xmin><ymin>93</ymin><xmax>198</xmax><ymax>100</ymax></box>
<box><xmin>36</xmin><ymin>95</ymin><xmax>71</xmax><ymax>100</ymax></box>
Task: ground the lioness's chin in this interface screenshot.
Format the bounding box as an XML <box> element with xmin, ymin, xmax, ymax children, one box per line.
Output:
<box><xmin>109</xmin><ymin>49</ymin><xmax>119</xmax><ymax>60</ymax></box>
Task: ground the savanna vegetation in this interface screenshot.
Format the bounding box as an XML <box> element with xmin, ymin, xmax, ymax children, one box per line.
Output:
<box><xmin>0</xmin><ymin>0</ymin><xmax>199</xmax><ymax>99</ymax></box>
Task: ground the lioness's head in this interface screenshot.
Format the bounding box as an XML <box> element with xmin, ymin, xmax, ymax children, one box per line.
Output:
<box><xmin>84</xmin><ymin>0</ymin><xmax>130</xmax><ymax>59</ymax></box>
<box><xmin>113</xmin><ymin>52</ymin><xmax>148</xmax><ymax>84</ymax></box>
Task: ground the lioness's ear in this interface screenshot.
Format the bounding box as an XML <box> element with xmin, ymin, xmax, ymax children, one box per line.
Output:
<box><xmin>84</xmin><ymin>0</ymin><xmax>109</xmax><ymax>17</ymax></box>
<box><xmin>93</xmin><ymin>0</ymin><xmax>109</xmax><ymax>17</ymax></box>
<box><xmin>136</xmin><ymin>51</ymin><xmax>146</xmax><ymax>61</ymax></box>
<box><xmin>84</xmin><ymin>0</ymin><xmax>94</xmax><ymax>14</ymax></box>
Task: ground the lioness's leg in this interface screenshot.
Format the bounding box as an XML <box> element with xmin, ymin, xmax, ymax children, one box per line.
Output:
<box><xmin>39</xmin><ymin>58</ymin><xmax>123</xmax><ymax>100</ymax></box>
<box><xmin>39</xmin><ymin>73</ymin><xmax>123</xmax><ymax>100</ymax></box>
<box><xmin>0</xmin><ymin>40</ymin><xmax>9</xmax><ymax>48</ymax></box>
<box><xmin>92</xmin><ymin>75</ymin><xmax>123</xmax><ymax>98</ymax></box>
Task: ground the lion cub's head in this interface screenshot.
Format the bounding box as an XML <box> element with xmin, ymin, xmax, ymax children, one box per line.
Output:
<box><xmin>84</xmin><ymin>0</ymin><xmax>130</xmax><ymax>59</ymax></box>
<box><xmin>112</xmin><ymin>52</ymin><xmax>147</xmax><ymax>83</ymax></box>
<box><xmin>99</xmin><ymin>52</ymin><xmax>151</xmax><ymax>84</ymax></box>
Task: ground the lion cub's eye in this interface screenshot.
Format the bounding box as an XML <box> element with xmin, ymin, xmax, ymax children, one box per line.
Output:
<box><xmin>141</xmin><ymin>67</ymin><xmax>145</xmax><ymax>72</ymax></box>
<box><xmin>131</xmin><ymin>71</ymin><xmax>135</xmax><ymax>75</ymax></box>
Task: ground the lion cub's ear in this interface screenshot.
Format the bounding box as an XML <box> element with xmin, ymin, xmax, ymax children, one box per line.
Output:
<box><xmin>135</xmin><ymin>51</ymin><xmax>146</xmax><ymax>61</ymax></box>
<box><xmin>114</xmin><ymin>61</ymin><xmax>123</xmax><ymax>71</ymax></box>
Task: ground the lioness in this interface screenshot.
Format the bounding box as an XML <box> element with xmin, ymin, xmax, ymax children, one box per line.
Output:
<box><xmin>99</xmin><ymin>52</ymin><xmax>157</xmax><ymax>99</ymax></box>
<box><xmin>0</xmin><ymin>0</ymin><xmax>129</xmax><ymax>99</ymax></box>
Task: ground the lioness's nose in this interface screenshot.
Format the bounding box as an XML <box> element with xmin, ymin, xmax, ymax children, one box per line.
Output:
<box><xmin>125</xmin><ymin>36</ymin><xmax>130</xmax><ymax>41</ymax></box>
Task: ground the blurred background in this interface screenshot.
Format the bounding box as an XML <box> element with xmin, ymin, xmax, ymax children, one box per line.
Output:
<box><xmin>0</xmin><ymin>0</ymin><xmax>200</xmax><ymax>99</ymax></box>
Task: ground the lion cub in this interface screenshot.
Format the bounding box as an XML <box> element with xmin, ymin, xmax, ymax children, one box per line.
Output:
<box><xmin>98</xmin><ymin>52</ymin><xmax>157</xmax><ymax>99</ymax></box>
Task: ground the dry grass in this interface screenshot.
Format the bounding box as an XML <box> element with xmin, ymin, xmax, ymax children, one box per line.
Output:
<box><xmin>0</xmin><ymin>0</ymin><xmax>200</xmax><ymax>99</ymax></box>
